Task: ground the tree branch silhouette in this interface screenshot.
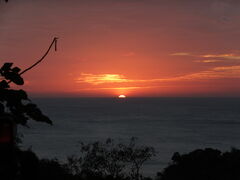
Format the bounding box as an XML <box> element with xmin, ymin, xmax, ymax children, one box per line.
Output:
<box><xmin>6</xmin><ymin>37</ymin><xmax>58</xmax><ymax>85</ymax></box>
<box><xmin>20</xmin><ymin>37</ymin><xmax>58</xmax><ymax>75</ymax></box>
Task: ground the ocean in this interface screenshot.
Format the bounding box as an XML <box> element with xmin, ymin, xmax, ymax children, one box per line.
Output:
<box><xmin>19</xmin><ymin>97</ymin><xmax>240</xmax><ymax>176</ymax></box>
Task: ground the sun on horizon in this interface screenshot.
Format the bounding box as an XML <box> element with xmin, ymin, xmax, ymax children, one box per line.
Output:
<box><xmin>118</xmin><ymin>95</ymin><xmax>126</xmax><ymax>98</ymax></box>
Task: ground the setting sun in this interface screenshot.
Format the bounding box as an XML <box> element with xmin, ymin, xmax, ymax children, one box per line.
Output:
<box><xmin>118</xmin><ymin>95</ymin><xmax>126</xmax><ymax>98</ymax></box>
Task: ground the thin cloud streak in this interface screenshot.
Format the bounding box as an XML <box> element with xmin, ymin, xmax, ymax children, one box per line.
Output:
<box><xmin>74</xmin><ymin>85</ymin><xmax>174</xmax><ymax>92</ymax></box>
<box><xmin>194</xmin><ymin>60</ymin><xmax>223</xmax><ymax>63</ymax></box>
<box><xmin>201</xmin><ymin>54</ymin><xmax>240</xmax><ymax>60</ymax></box>
<box><xmin>77</xmin><ymin>86</ymin><xmax>154</xmax><ymax>91</ymax></box>
<box><xmin>77</xmin><ymin>73</ymin><xmax>130</xmax><ymax>85</ymax></box>
<box><xmin>172</xmin><ymin>52</ymin><xmax>240</xmax><ymax>61</ymax></box>
<box><xmin>76</xmin><ymin>65</ymin><xmax>240</xmax><ymax>86</ymax></box>
<box><xmin>170</xmin><ymin>52</ymin><xmax>192</xmax><ymax>56</ymax></box>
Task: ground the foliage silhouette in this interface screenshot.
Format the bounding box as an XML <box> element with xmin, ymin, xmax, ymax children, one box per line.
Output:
<box><xmin>124</xmin><ymin>137</ymin><xmax>155</xmax><ymax>180</ymax></box>
<box><xmin>14</xmin><ymin>149</ymin><xmax>72</xmax><ymax>180</ymax></box>
<box><xmin>5</xmin><ymin>145</ymin><xmax>240</xmax><ymax>180</ymax></box>
<box><xmin>0</xmin><ymin>38</ymin><xmax>57</xmax><ymax>179</ymax></box>
<box><xmin>17</xmin><ymin>149</ymin><xmax>39</xmax><ymax>180</ymax></box>
<box><xmin>158</xmin><ymin>148</ymin><xmax>240</xmax><ymax>180</ymax></box>
<box><xmin>37</xmin><ymin>158</ymin><xmax>71</xmax><ymax>180</ymax></box>
<box><xmin>0</xmin><ymin>62</ymin><xmax>53</xmax><ymax>179</ymax></box>
<box><xmin>0</xmin><ymin>62</ymin><xmax>52</xmax><ymax>126</ymax></box>
<box><xmin>66</xmin><ymin>138</ymin><xmax>155</xmax><ymax>180</ymax></box>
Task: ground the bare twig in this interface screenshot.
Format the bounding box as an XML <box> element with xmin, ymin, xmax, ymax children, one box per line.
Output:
<box><xmin>20</xmin><ymin>37</ymin><xmax>58</xmax><ymax>75</ymax></box>
<box><xmin>5</xmin><ymin>37</ymin><xmax>58</xmax><ymax>85</ymax></box>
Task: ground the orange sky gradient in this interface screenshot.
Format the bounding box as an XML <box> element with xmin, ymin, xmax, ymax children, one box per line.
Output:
<box><xmin>1</xmin><ymin>0</ymin><xmax>240</xmax><ymax>97</ymax></box>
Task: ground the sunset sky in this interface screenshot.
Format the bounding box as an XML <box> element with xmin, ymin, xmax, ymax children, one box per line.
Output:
<box><xmin>1</xmin><ymin>0</ymin><xmax>240</xmax><ymax>97</ymax></box>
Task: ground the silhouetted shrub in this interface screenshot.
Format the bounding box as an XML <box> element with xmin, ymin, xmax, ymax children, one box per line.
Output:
<box><xmin>17</xmin><ymin>149</ymin><xmax>39</xmax><ymax>180</ymax></box>
<box><xmin>66</xmin><ymin>138</ymin><xmax>155</xmax><ymax>180</ymax></box>
<box><xmin>37</xmin><ymin>159</ymin><xmax>71</xmax><ymax>180</ymax></box>
<box><xmin>11</xmin><ymin>145</ymin><xmax>240</xmax><ymax>180</ymax></box>
<box><xmin>159</xmin><ymin>148</ymin><xmax>240</xmax><ymax>180</ymax></box>
<box><xmin>123</xmin><ymin>137</ymin><xmax>155</xmax><ymax>180</ymax></box>
<box><xmin>9</xmin><ymin>138</ymin><xmax>155</xmax><ymax>180</ymax></box>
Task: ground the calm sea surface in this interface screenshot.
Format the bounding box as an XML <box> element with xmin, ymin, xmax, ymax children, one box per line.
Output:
<box><xmin>19</xmin><ymin>97</ymin><xmax>240</xmax><ymax>176</ymax></box>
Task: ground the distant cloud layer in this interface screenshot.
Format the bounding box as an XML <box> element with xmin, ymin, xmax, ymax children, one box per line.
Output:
<box><xmin>77</xmin><ymin>64</ymin><xmax>240</xmax><ymax>87</ymax></box>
